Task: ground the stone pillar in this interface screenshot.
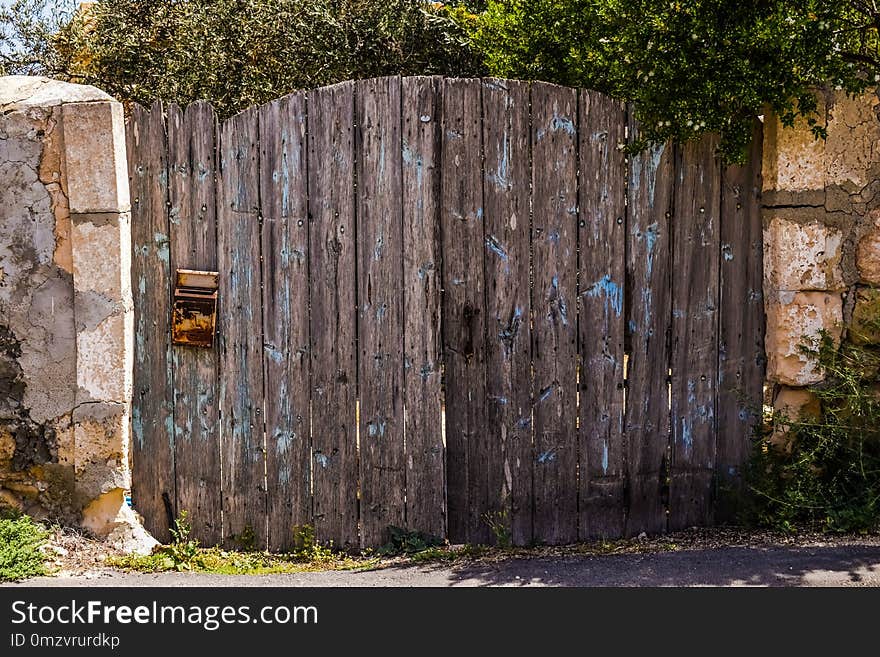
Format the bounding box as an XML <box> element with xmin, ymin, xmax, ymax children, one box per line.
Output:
<box><xmin>0</xmin><ymin>76</ymin><xmax>154</xmax><ymax>553</ymax></box>
<box><xmin>763</xmin><ymin>87</ymin><xmax>880</xmax><ymax>425</ymax></box>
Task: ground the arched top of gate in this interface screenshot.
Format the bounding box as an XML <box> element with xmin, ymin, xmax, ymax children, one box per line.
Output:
<box><xmin>127</xmin><ymin>75</ymin><xmax>624</xmax><ymax>127</ymax></box>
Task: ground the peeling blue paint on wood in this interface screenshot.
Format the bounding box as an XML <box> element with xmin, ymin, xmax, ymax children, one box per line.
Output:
<box><xmin>584</xmin><ymin>274</ymin><xmax>623</xmax><ymax>317</ymax></box>
<box><xmin>538</xmin><ymin>384</ymin><xmax>554</xmax><ymax>402</ymax></box>
<box><xmin>264</xmin><ymin>343</ymin><xmax>283</xmax><ymax>363</ymax></box>
<box><xmin>373</xmin><ymin>232</ymin><xmax>384</xmax><ymax>261</ymax></box>
<box><xmin>132</xmin><ymin>406</ymin><xmax>144</xmax><ymax>449</ymax></box>
<box><xmin>498</xmin><ymin>305</ymin><xmax>524</xmax><ymax>356</ymax></box>
<box><xmin>367</xmin><ymin>419</ymin><xmax>387</xmax><ymax>438</ymax></box>
<box><xmin>485</xmin><ymin>234</ymin><xmax>509</xmax><ymax>261</ymax></box>
<box><xmin>680</xmin><ymin>417</ymin><xmax>693</xmax><ymax>455</ymax></box>
<box><xmin>547</xmin><ymin>275</ymin><xmax>569</xmax><ymax>325</ymax></box>
<box><xmin>153</xmin><ymin>232</ymin><xmax>170</xmax><ymax>264</ymax></box>
<box><xmin>537</xmin><ymin>448</ymin><xmax>558</xmax><ymax>464</ymax></box>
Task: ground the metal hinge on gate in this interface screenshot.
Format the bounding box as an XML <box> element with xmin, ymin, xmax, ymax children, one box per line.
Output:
<box><xmin>172</xmin><ymin>269</ymin><xmax>219</xmax><ymax>348</ymax></box>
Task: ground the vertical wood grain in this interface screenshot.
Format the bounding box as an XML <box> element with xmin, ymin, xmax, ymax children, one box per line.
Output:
<box><xmin>669</xmin><ymin>136</ymin><xmax>721</xmax><ymax>531</ymax></box>
<box><xmin>356</xmin><ymin>77</ymin><xmax>406</xmax><ymax>547</ymax></box>
<box><xmin>401</xmin><ymin>77</ymin><xmax>446</xmax><ymax>539</ymax></box>
<box><xmin>259</xmin><ymin>93</ymin><xmax>312</xmax><ymax>550</ymax></box>
<box><xmin>128</xmin><ymin>102</ymin><xmax>175</xmax><ymax>543</ymax></box>
<box><xmin>624</xmin><ymin>118</ymin><xmax>675</xmax><ymax>536</ymax></box>
<box><xmin>716</xmin><ymin>122</ymin><xmax>764</xmax><ymax>519</ymax></box>
<box><xmin>481</xmin><ymin>78</ymin><xmax>532</xmax><ymax>546</ymax></box>
<box><xmin>530</xmin><ymin>82</ymin><xmax>578</xmax><ymax>545</ymax></box>
<box><xmin>577</xmin><ymin>91</ymin><xmax>627</xmax><ymax>539</ymax></box>
<box><xmin>308</xmin><ymin>82</ymin><xmax>359</xmax><ymax>549</ymax></box>
<box><xmin>217</xmin><ymin>107</ymin><xmax>267</xmax><ymax>549</ymax></box>
<box><xmin>167</xmin><ymin>101</ymin><xmax>221</xmax><ymax>545</ymax></box>
<box><xmin>440</xmin><ymin>78</ymin><xmax>488</xmax><ymax>543</ymax></box>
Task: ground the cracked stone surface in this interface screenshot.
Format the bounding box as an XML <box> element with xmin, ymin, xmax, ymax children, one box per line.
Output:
<box><xmin>0</xmin><ymin>76</ymin><xmax>140</xmax><ymax>545</ymax></box>
<box><xmin>0</xmin><ymin>99</ymin><xmax>77</xmax><ymax>519</ymax></box>
<box><xmin>764</xmin><ymin>87</ymin><xmax>880</xmax><ymax>389</ymax></box>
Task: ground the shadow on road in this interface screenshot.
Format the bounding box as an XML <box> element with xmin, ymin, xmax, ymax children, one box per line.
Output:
<box><xmin>412</xmin><ymin>545</ymin><xmax>880</xmax><ymax>586</ymax></box>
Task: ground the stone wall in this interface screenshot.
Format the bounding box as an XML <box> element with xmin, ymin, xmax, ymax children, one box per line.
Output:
<box><xmin>0</xmin><ymin>76</ymin><xmax>152</xmax><ymax>552</ymax></box>
<box><xmin>763</xmin><ymin>87</ymin><xmax>880</xmax><ymax>426</ymax></box>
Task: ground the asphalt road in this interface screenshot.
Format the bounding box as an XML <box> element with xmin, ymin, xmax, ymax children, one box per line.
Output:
<box><xmin>9</xmin><ymin>545</ymin><xmax>880</xmax><ymax>587</ymax></box>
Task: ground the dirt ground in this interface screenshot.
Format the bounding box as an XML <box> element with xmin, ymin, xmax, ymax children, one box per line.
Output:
<box><xmin>7</xmin><ymin>527</ymin><xmax>880</xmax><ymax>587</ymax></box>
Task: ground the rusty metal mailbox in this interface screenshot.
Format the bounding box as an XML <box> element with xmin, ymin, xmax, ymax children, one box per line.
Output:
<box><xmin>172</xmin><ymin>269</ymin><xmax>219</xmax><ymax>348</ymax></box>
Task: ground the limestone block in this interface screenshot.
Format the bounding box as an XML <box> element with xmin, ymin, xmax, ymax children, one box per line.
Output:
<box><xmin>0</xmin><ymin>76</ymin><xmax>111</xmax><ymax>111</ymax></box>
<box><xmin>76</xmin><ymin>313</ymin><xmax>127</xmax><ymax>402</ymax></box>
<box><xmin>764</xmin><ymin>217</ymin><xmax>844</xmax><ymax>291</ymax></box>
<box><xmin>71</xmin><ymin>215</ymin><xmax>125</xmax><ymax>301</ymax></box>
<box><xmin>825</xmin><ymin>89</ymin><xmax>880</xmax><ymax>193</ymax></box>
<box><xmin>73</xmin><ymin>403</ymin><xmax>130</xmax><ymax>504</ymax></box>
<box><xmin>766</xmin><ymin>291</ymin><xmax>843</xmax><ymax>385</ymax></box>
<box><xmin>770</xmin><ymin>386</ymin><xmax>821</xmax><ymax>453</ymax></box>
<box><xmin>762</xmin><ymin>96</ymin><xmax>826</xmax><ymax>205</ymax></box>
<box><xmin>61</xmin><ymin>101</ymin><xmax>130</xmax><ymax>214</ymax></box>
<box><xmin>857</xmin><ymin>218</ymin><xmax>880</xmax><ymax>285</ymax></box>
<box><xmin>851</xmin><ymin>287</ymin><xmax>880</xmax><ymax>346</ymax></box>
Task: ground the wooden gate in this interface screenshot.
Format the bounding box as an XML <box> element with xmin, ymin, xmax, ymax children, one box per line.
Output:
<box><xmin>127</xmin><ymin>76</ymin><xmax>764</xmax><ymax>550</ymax></box>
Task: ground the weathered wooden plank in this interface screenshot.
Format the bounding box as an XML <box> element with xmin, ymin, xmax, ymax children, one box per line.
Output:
<box><xmin>259</xmin><ymin>93</ymin><xmax>312</xmax><ymax>551</ymax></box>
<box><xmin>167</xmin><ymin>101</ymin><xmax>221</xmax><ymax>545</ymax></box>
<box><xmin>716</xmin><ymin>122</ymin><xmax>764</xmax><ymax>519</ymax></box>
<box><xmin>440</xmin><ymin>78</ymin><xmax>488</xmax><ymax>544</ymax></box>
<box><xmin>356</xmin><ymin>76</ymin><xmax>405</xmax><ymax>548</ymax></box>
<box><xmin>217</xmin><ymin>107</ymin><xmax>267</xmax><ymax>549</ymax></box>
<box><xmin>127</xmin><ymin>102</ymin><xmax>174</xmax><ymax>543</ymax></box>
<box><xmin>624</xmin><ymin>118</ymin><xmax>674</xmax><ymax>536</ymax></box>
<box><xmin>669</xmin><ymin>136</ymin><xmax>722</xmax><ymax>530</ymax></box>
<box><xmin>577</xmin><ymin>91</ymin><xmax>627</xmax><ymax>539</ymax></box>
<box><xmin>530</xmin><ymin>82</ymin><xmax>578</xmax><ymax>545</ymax></box>
<box><xmin>401</xmin><ymin>77</ymin><xmax>445</xmax><ymax>540</ymax></box>
<box><xmin>308</xmin><ymin>81</ymin><xmax>359</xmax><ymax>549</ymax></box>
<box><xmin>481</xmin><ymin>78</ymin><xmax>532</xmax><ymax>546</ymax></box>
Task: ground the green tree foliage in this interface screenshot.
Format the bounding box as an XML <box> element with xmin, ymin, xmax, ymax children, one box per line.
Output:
<box><xmin>2</xmin><ymin>0</ymin><xmax>484</xmax><ymax>117</ymax></box>
<box><xmin>0</xmin><ymin>0</ymin><xmax>76</xmax><ymax>76</ymax></box>
<box><xmin>464</xmin><ymin>1</ymin><xmax>880</xmax><ymax>160</ymax></box>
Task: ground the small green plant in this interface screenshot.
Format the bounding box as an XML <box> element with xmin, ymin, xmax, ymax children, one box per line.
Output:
<box><xmin>0</xmin><ymin>514</ymin><xmax>48</xmax><ymax>582</ymax></box>
<box><xmin>745</xmin><ymin>328</ymin><xmax>880</xmax><ymax>533</ymax></box>
<box><xmin>378</xmin><ymin>526</ymin><xmax>444</xmax><ymax>556</ymax></box>
<box><xmin>233</xmin><ymin>524</ymin><xmax>257</xmax><ymax>552</ymax></box>
<box><xmin>483</xmin><ymin>510</ymin><xmax>512</xmax><ymax>548</ymax></box>
<box><xmin>164</xmin><ymin>511</ymin><xmax>200</xmax><ymax>571</ymax></box>
<box><xmin>111</xmin><ymin>520</ymin><xmax>369</xmax><ymax>574</ymax></box>
<box><xmin>291</xmin><ymin>524</ymin><xmax>336</xmax><ymax>563</ymax></box>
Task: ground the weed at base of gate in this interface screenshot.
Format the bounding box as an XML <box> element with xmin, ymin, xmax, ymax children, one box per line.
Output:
<box><xmin>408</xmin><ymin>544</ymin><xmax>491</xmax><ymax>563</ymax></box>
<box><xmin>377</xmin><ymin>526</ymin><xmax>445</xmax><ymax>556</ymax></box>
<box><xmin>483</xmin><ymin>510</ymin><xmax>512</xmax><ymax>548</ymax></box>
<box><xmin>110</xmin><ymin>516</ymin><xmax>373</xmax><ymax>574</ymax></box>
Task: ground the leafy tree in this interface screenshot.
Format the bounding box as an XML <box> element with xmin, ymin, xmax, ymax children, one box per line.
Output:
<box><xmin>462</xmin><ymin>0</ymin><xmax>880</xmax><ymax>160</ymax></box>
<box><xmin>2</xmin><ymin>0</ymin><xmax>484</xmax><ymax>117</ymax></box>
<box><xmin>0</xmin><ymin>0</ymin><xmax>77</xmax><ymax>76</ymax></box>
